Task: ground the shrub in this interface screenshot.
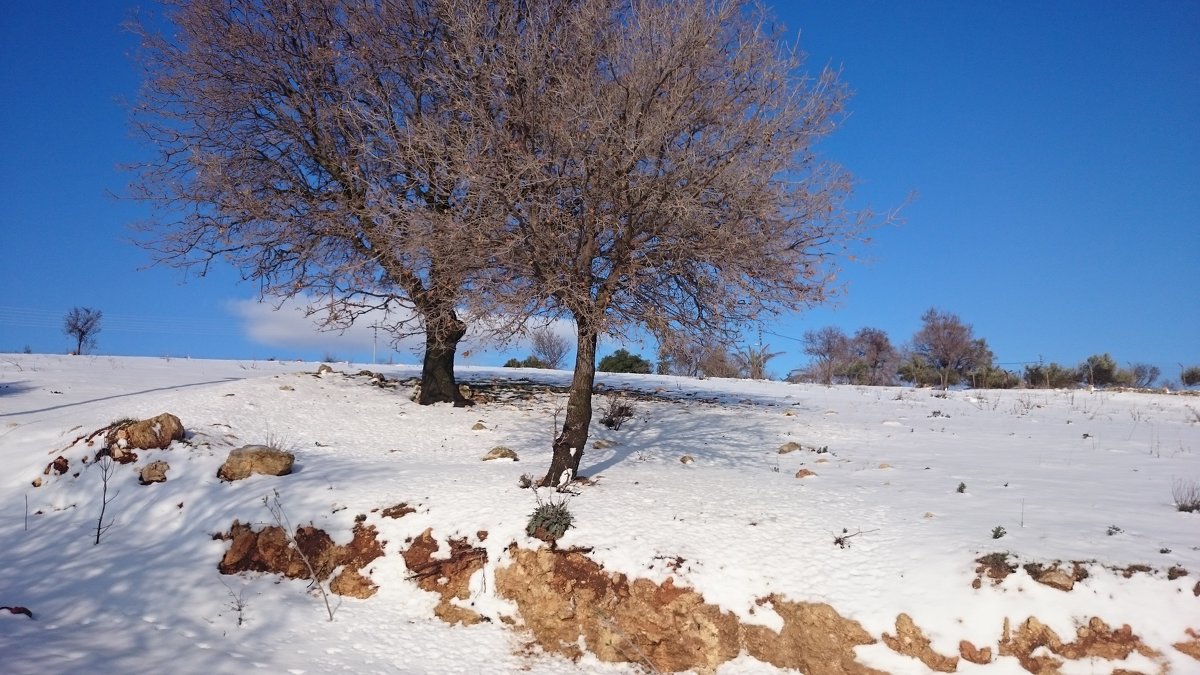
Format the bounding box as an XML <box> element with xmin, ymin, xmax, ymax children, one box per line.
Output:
<box><xmin>503</xmin><ymin>356</ymin><xmax>548</xmax><ymax>369</ymax></box>
<box><xmin>526</xmin><ymin>492</ymin><xmax>574</xmax><ymax>541</ymax></box>
<box><xmin>599</xmin><ymin>393</ymin><xmax>636</xmax><ymax>430</ymax></box>
<box><xmin>991</xmin><ymin>526</ymin><xmax>1006</xmax><ymax>539</ymax></box>
<box><xmin>598</xmin><ymin>349</ymin><xmax>652</xmax><ymax>374</ymax></box>
<box><xmin>1172</xmin><ymin>478</ymin><xmax>1199</xmax><ymax>513</ymax></box>
<box><xmin>1023</xmin><ymin>362</ymin><xmax>1078</xmax><ymax>389</ymax></box>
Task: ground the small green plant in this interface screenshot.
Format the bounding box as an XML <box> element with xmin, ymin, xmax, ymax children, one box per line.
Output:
<box><xmin>991</xmin><ymin>525</ymin><xmax>1006</xmax><ymax>539</ymax></box>
<box><xmin>957</xmin><ymin>482</ymin><xmax>967</xmax><ymax>494</ymax></box>
<box><xmin>526</xmin><ymin>491</ymin><xmax>574</xmax><ymax>542</ymax></box>
<box><xmin>1106</xmin><ymin>524</ymin><xmax>1123</xmax><ymax>536</ymax></box>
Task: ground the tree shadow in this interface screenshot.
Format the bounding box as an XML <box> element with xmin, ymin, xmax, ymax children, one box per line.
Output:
<box><xmin>0</xmin><ymin>380</ymin><xmax>35</xmax><ymax>398</ymax></box>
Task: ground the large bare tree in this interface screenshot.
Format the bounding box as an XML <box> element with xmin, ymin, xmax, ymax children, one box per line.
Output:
<box><xmin>911</xmin><ymin>308</ymin><xmax>989</xmax><ymax>390</ymax></box>
<box><xmin>435</xmin><ymin>0</ymin><xmax>869</xmax><ymax>486</ymax></box>
<box><xmin>129</xmin><ymin>0</ymin><xmax>486</xmax><ymax>404</ymax></box>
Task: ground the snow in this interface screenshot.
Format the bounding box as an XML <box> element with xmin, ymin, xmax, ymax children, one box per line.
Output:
<box><xmin>1</xmin><ymin>354</ymin><xmax>1198</xmax><ymax>674</ymax></box>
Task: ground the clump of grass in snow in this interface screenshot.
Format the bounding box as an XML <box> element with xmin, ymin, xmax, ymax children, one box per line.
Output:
<box><xmin>1171</xmin><ymin>478</ymin><xmax>1200</xmax><ymax>513</ymax></box>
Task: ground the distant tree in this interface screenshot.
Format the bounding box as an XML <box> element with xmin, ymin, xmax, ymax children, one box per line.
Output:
<box><xmin>655</xmin><ymin>339</ymin><xmax>706</xmax><ymax>377</ymax></box>
<box><xmin>1079</xmin><ymin>353</ymin><xmax>1132</xmax><ymax>387</ymax></box>
<box><xmin>503</xmin><ymin>356</ymin><xmax>548</xmax><ymax>369</ymax></box>
<box><xmin>735</xmin><ymin>344</ymin><xmax>784</xmax><ymax>380</ymax></box>
<box><xmin>847</xmin><ymin>327</ymin><xmax>898</xmax><ymax>386</ymax></box>
<box><xmin>896</xmin><ymin>351</ymin><xmax>941</xmax><ymax>387</ymax></box>
<box><xmin>63</xmin><ymin>307</ymin><xmax>102</xmax><ymax>355</ymax></box>
<box><xmin>1127</xmin><ymin>363</ymin><xmax>1160</xmax><ymax>389</ymax></box>
<box><xmin>1181</xmin><ymin>365</ymin><xmax>1200</xmax><ymax>387</ymax></box>
<box><xmin>529</xmin><ymin>328</ymin><xmax>570</xmax><ymax>370</ymax></box>
<box><xmin>802</xmin><ymin>327</ymin><xmax>851</xmax><ymax>385</ymax></box>
<box><xmin>1023</xmin><ymin>361</ymin><xmax>1079</xmax><ymax>389</ymax></box>
<box><xmin>971</xmin><ymin>365</ymin><xmax>1022</xmax><ymax>389</ymax></box>
<box><xmin>598</xmin><ymin>349</ymin><xmax>653</xmax><ymax>375</ymax></box>
<box><xmin>698</xmin><ymin>348</ymin><xmax>743</xmax><ymax>379</ymax></box>
<box><xmin>910</xmin><ymin>309</ymin><xmax>989</xmax><ymax>390</ymax></box>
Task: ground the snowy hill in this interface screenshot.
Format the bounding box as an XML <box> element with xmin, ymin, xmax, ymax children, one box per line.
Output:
<box><xmin>1</xmin><ymin>354</ymin><xmax>1197</xmax><ymax>674</ymax></box>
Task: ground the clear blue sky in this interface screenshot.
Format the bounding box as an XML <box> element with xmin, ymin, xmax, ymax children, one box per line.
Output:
<box><xmin>2</xmin><ymin>2</ymin><xmax>1197</xmax><ymax>379</ymax></box>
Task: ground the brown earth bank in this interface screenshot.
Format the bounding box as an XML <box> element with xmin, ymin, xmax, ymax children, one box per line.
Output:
<box><xmin>216</xmin><ymin>519</ymin><xmax>384</xmax><ymax>599</ymax></box>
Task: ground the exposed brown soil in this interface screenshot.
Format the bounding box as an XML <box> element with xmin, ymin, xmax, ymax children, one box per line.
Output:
<box><xmin>401</xmin><ymin>528</ymin><xmax>488</xmax><ymax>625</ymax></box>
<box><xmin>1175</xmin><ymin>628</ymin><xmax>1200</xmax><ymax>661</ymax></box>
<box><xmin>379</xmin><ymin>502</ymin><xmax>416</xmax><ymax>519</ymax></box>
<box><xmin>881</xmin><ymin>613</ymin><xmax>958</xmax><ymax>672</ymax></box>
<box><xmin>44</xmin><ymin>456</ymin><xmax>69</xmax><ymax>476</ymax></box>
<box><xmin>974</xmin><ymin>552</ymin><xmax>1018</xmax><ymax>588</ymax></box>
<box><xmin>494</xmin><ymin>546</ymin><xmax>884</xmax><ymax>675</ymax></box>
<box><xmin>217</xmin><ymin>520</ymin><xmax>384</xmax><ymax>599</ymax></box>
<box><xmin>998</xmin><ymin>616</ymin><xmax>1164</xmax><ymax>674</ymax></box>
<box><xmin>958</xmin><ymin>639</ymin><xmax>993</xmax><ymax>665</ymax></box>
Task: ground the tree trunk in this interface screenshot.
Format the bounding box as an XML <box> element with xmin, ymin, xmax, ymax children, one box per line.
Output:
<box><xmin>417</xmin><ymin>313</ymin><xmax>472</xmax><ymax>406</ymax></box>
<box><xmin>541</xmin><ymin>325</ymin><xmax>597</xmax><ymax>487</ymax></box>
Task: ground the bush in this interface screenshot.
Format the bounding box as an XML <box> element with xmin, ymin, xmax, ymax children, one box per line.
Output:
<box><xmin>1079</xmin><ymin>353</ymin><xmax>1132</xmax><ymax>387</ymax></box>
<box><xmin>503</xmin><ymin>356</ymin><xmax>548</xmax><ymax>368</ymax></box>
<box><xmin>1181</xmin><ymin>366</ymin><xmax>1200</xmax><ymax>387</ymax></box>
<box><xmin>598</xmin><ymin>348</ymin><xmax>652</xmax><ymax>374</ymax></box>
<box><xmin>1023</xmin><ymin>362</ymin><xmax>1078</xmax><ymax>389</ymax></box>
<box><xmin>1172</xmin><ymin>479</ymin><xmax>1199</xmax><ymax>513</ymax></box>
<box><xmin>599</xmin><ymin>393</ymin><xmax>636</xmax><ymax>430</ymax></box>
<box><xmin>526</xmin><ymin>493</ymin><xmax>574</xmax><ymax>541</ymax></box>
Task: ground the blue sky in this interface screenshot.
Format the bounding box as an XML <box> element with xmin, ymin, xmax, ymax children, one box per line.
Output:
<box><xmin>1</xmin><ymin>1</ymin><xmax>1197</xmax><ymax>380</ymax></box>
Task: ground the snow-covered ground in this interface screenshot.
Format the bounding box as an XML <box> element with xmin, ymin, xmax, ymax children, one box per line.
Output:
<box><xmin>1</xmin><ymin>354</ymin><xmax>1197</xmax><ymax>674</ymax></box>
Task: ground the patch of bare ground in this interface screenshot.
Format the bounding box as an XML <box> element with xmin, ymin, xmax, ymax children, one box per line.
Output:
<box><xmin>998</xmin><ymin>616</ymin><xmax>1165</xmax><ymax>674</ymax></box>
<box><xmin>216</xmin><ymin>519</ymin><xmax>384</xmax><ymax>599</ymax></box>
<box><xmin>401</xmin><ymin>528</ymin><xmax>488</xmax><ymax>625</ymax></box>
<box><xmin>881</xmin><ymin>613</ymin><xmax>958</xmax><ymax>672</ymax></box>
<box><xmin>1175</xmin><ymin>628</ymin><xmax>1200</xmax><ymax>661</ymax></box>
<box><xmin>493</xmin><ymin>546</ymin><xmax>883</xmax><ymax>675</ymax></box>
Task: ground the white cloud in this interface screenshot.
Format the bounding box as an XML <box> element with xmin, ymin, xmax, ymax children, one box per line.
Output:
<box><xmin>227</xmin><ymin>297</ymin><xmax>423</xmax><ymax>358</ymax></box>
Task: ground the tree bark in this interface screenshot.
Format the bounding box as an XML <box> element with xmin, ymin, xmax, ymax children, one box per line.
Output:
<box><xmin>417</xmin><ymin>313</ymin><xmax>472</xmax><ymax>406</ymax></box>
<box><xmin>541</xmin><ymin>325</ymin><xmax>597</xmax><ymax>487</ymax></box>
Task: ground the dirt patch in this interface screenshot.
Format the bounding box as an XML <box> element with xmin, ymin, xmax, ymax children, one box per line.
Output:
<box><xmin>1023</xmin><ymin>562</ymin><xmax>1089</xmax><ymax>592</ymax></box>
<box><xmin>959</xmin><ymin>639</ymin><xmax>993</xmax><ymax>665</ymax></box>
<box><xmin>217</xmin><ymin>521</ymin><xmax>384</xmax><ymax>598</ymax></box>
<box><xmin>44</xmin><ymin>456</ymin><xmax>69</xmax><ymax>476</ymax></box>
<box><xmin>998</xmin><ymin>616</ymin><xmax>1164</xmax><ymax>674</ymax></box>
<box><xmin>881</xmin><ymin>613</ymin><xmax>958</xmax><ymax>672</ymax></box>
<box><xmin>973</xmin><ymin>552</ymin><xmax>1017</xmax><ymax>588</ymax></box>
<box><xmin>402</xmin><ymin>528</ymin><xmax>488</xmax><ymax>625</ymax></box>
<box><xmin>1175</xmin><ymin>628</ymin><xmax>1200</xmax><ymax>661</ymax></box>
<box><xmin>495</xmin><ymin>547</ymin><xmax>882</xmax><ymax>675</ymax></box>
<box><xmin>379</xmin><ymin>502</ymin><xmax>416</xmax><ymax>519</ymax></box>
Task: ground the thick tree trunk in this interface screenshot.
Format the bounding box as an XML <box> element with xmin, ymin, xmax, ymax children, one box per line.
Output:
<box><xmin>541</xmin><ymin>326</ymin><xmax>598</xmax><ymax>487</ymax></box>
<box><xmin>417</xmin><ymin>313</ymin><xmax>472</xmax><ymax>406</ymax></box>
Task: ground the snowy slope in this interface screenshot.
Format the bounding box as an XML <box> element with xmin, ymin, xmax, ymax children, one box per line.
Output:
<box><xmin>1</xmin><ymin>354</ymin><xmax>1197</xmax><ymax>674</ymax></box>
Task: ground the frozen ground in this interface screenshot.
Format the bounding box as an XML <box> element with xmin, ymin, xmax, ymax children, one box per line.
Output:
<box><xmin>1</xmin><ymin>354</ymin><xmax>1197</xmax><ymax>674</ymax></box>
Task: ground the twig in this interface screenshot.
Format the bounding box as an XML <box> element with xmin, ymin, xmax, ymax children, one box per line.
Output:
<box><xmin>832</xmin><ymin>527</ymin><xmax>879</xmax><ymax>549</ymax></box>
<box><xmin>94</xmin><ymin>457</ymin><xmax>119</xmax><ymax>545</ymax></box>
<box><xmin>263</xmin><ymin>489</ymin><xmax>335</xmax><ymax>621</ymax></box>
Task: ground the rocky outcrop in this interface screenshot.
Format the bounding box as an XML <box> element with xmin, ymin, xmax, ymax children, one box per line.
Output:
<box><xmin>998</xmin><ymin>616</ymin><xmax>1163</xmax><ymax>674</ymax></box>
<box><xmin>217</xmin><ymin>445</ymin><xmax>294</xmax><ymax>481</ymax></box>
<box><xmin>105</xmin><ymin>413</ymin><xmax>184</xmax><ymax>451</ymax></box>
<box><xmin>217</xmin><ymin>520</ymin><xmax>383</xmax><ymax>599</ymax></box>
<box><xmin>881</xmin><ymin>613</ymin><xmax>958</xmax><ymax>672</ymax></box>
<box><xmin>401</xmin><ymin>529</ymin><xmax>488</xmax><ymax>625</ymax></box>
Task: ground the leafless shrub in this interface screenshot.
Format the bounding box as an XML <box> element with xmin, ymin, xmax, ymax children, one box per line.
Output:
<box><xmin>94</xmin><ymin>456</ymin><xmax>119</xmax><ymax>545</ymax></box>
<box><xmin>263</xmin><ymin>489</ymin><xmax>335</xmax><ymax>621</ymax></box>
<box><xmin>599</xmin><ymin>394</ymin><xmax>636</xmax><ymax>431</ymax></box>
<box><xmin>1172</xmin><ymin>478</ymin><xmax>1200</xmax><ymax>513</ymax></box>
<box><xmin>64</xmin><ymin>307</ymin><xmax>102</xmax><ymax>355</ymax></box>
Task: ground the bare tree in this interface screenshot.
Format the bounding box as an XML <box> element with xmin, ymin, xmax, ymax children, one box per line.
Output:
<box><xmin>64</xmin><ymin>307</ymin><xmax>102</xmax><ymax>355</ymax></box>
<box><xmin>129</xmin><ymin>0</ymin><xmax>488</xmax><ymax>405</ymax></box>
<box><xmin>436</xmin><ymin>0</ymin><xmax>869</xmax><ymax>486</ymax></box>
<box><xmin>911</xmin><ymin>309</ymin><xmax>988</xmax><ymax>390</ymax></box>
<box><xmin>848</xmin><ymin>327</ymin><xmax>898</xmax><ymax>385</ymax></box>
<box><xmin>802</xmin><ymin>327</ymin><xmax>850</xmax><ymax>385</ymax></box>
<box><xmin>529</xmin><ymin>327</ymin><xmax>571</xmax><ymax>370</ymax></box>
<box><xmin>1128</xmin><ymin>363</ymin><xmax>1160</xmax><ymax>388</ymax></box>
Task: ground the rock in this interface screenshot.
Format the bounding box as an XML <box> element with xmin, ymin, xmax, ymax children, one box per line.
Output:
<box><xmin>316</xmin><ymin>364</ymin><xmax>334</xmax><ymax>374</ymax></box>
<box><xmin>106</xmin><ymin>413</ymin><xmax>185</xmax><ymax>451</ymax></box>
<box><xmin>778</xmin><ymin>441</ymin><xmax>802</xmax><ymax>454</ymax></box>
<box><xmin>217</xmin><ymin>445</ymin><xmax>295</xmax><ymax>481</ymax></box>
<box><xmin>31</xmin><ymin>477</ymin><xmax>42</xmax><ymax>488</ymax></box>
<box><xmin>881</xmin><ymin>613</ymin><xmax>959</xmax><ymax>672</ymax></box>
<box><xmin>593</xmin><ymin>439</ymin><xmax>616</xmax><ymax>449</ymax></box>
<box><xmin>959</xmin><ymin>640</ymin><xmax>993</xmax><ymax>664</ymax></box>
<box><xmin>381</xmin><ymin>502</ymin><xmax>416</xmax><ymax>518</ymax></box>
<box><xmin>44</xmin><ymin>456</ymin><xmax>69</xmax><ymax>476</ymax></box>
<box><xmin>471</xmin><ymin>421</ymin><xmax>488</xmax><ymax>431</ymax></box>
<box><xmin>680</xmin><ymin>455</ymin><xmax>695</xmax><ymax>464</ymax></box>
<box><xmin>878</xmin><ymin>463</ymin><xmax>893</xmax><ymax>469</ymax></box>
<box><xmin>998</xmin><ymin>616</ymin><xmax>1164</xmax><ymax>674</ymax></box>
<box><xmin>1033</xmin><ymin>567</ymin><xmax>1076</xmax><ymax>592</ymax></box>
<box><xmin>795</xmin><ymin>468</ymin><xmax>817</xmax><ymax>479</ymax></box>
<box><xmin>481</xmin><ymin>446</ymin><xmax>518</xmax><ymax>461</ymax></box>
<box><xmin>279</xmin><ymin>384</ymin><xmax>294</xmax><ymax>391</ymax></box>
<box><xmin>139</xmin><ymin>460</ymin><xmax>170</xmax><ymax>485</ymax></box>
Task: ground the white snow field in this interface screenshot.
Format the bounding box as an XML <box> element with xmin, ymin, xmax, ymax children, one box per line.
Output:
<box><xmin>1</xmin><ymin>354</ymin><xmax>1197</xmax><ymax>674</ymax></box>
